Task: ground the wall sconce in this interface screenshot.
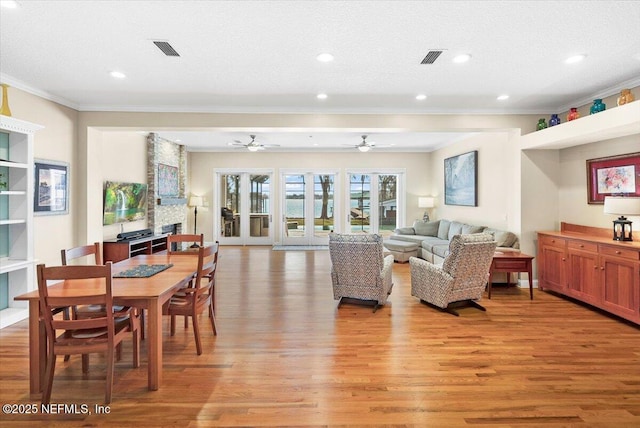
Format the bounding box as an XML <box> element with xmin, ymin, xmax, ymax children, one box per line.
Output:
<box><xmin>603</xmin><ymin>196</ymin><xmax>640</xmax><ymax>241</ymax></box>
<box><xmin>418</xmin><ymin>197</ymin><xmax>435</xmax><ymax>222</ymax></box>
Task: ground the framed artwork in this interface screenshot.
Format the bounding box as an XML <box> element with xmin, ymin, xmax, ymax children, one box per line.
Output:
<box><xmin>34</xmin><ymin>159</ymin><xmax>69</xmax><ymax>215</ymax></box>
<box><xmin>444</xmin><ymin>150</ymin><xmax>478</xmax><ymax>207</ymax></box>
<box><xmin>158</xmin><ymin>163</ymin><xmax>179</xmax><ymax>197</ymax></box>
<box><xmin>587</xmin><ymin>152</ymin><xmax>640</xmax><ymax>204</ymax></box>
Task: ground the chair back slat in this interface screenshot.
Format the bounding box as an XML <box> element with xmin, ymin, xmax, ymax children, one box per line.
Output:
<box><xmin>167</xmin><ymin>234</ymin><xmax>204</xmax><ymax>254</ymax></box>
<box><xmin>61</xmin><ymin>242</ymin><xmax>102</xmax><ymax>265</ymax></box>
<box><xmin>194</xmin><ymin>243</ymin><xmax>219</xmax><ymax>295</ymax></box>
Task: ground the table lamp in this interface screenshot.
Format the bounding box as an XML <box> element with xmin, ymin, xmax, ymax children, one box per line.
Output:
<box><xmin>188</xmin><ymin>195</ymin><xmax>203</xmax><ymax>247</ymax></box>
<box><xmin>603</xmin><ymin>196</ymin><xmax>640</xmax><ymax>241</ymax></box>
<box><xmin>418</xmin><ymin>197</ymin><xmax>435</xmax><ymax>222</ymax></box>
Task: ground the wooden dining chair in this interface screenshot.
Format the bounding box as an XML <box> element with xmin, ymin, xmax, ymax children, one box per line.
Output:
<box><xmin>36</xmin><ymin>262</ymin><xmax>141</xmax><ymax>404</ymax></box>
<box><xmin>167</xmin><ymin>233</ymin><xmax>204</xmax><ymax>254</ymax></box>
<box><xmin>61</xmin><ymin>242</ymin><xmax>139</xmax><ymax>356</ymax></box>
<box><xmin>164</xmin><ymin>242</ymin><xmax>219</xmax><ymax>355</ymax></box>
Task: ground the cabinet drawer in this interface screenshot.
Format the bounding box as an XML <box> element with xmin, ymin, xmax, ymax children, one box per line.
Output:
<box><xmin>599</xmin><ymin>245</ymin><xmax>640</xmax><ymax>261</ymax></box>
<box><xmin>539</xmin><ymin>235</ymin><xmax>566</xmax><ymax>248</ymax></box>
<box><xmin>567</xmin><ymin>240</ymin><xmax>598</xmax><ymax>252</ymax></box>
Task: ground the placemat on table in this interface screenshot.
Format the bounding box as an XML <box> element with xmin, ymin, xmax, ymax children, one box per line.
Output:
<box><xmin>113</xmin><ymin>264</ymin><xmax>173</xmax><ymax>278</ymax></box>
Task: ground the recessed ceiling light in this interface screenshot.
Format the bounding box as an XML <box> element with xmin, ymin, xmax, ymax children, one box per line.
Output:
<box><xmin>497</xmin><ymin>94</ymin><xmax>509</xmax><ymax>101</ymax></box>
<box><xmin>317</xmin><ymin>93</ymin><xmax>328</xmax><ymax>100</ymax></box>
<box><xmin>110</xmin><ymin>70</ymin><xmax>126</xmax><ymax>79</ymax></box>
<box><xmin>0</xmin><ymin>1</ymin><xmax>18</xmax><ymax>9</ymax></box>
<box><xmin>316</xmin><ymin>53</ymin><xmax>334</xmax><ymax>62</ymax></box>
<box><xmin>452</xmin><ymin>54</ymin><xmax>472</xmax><ymax>63</ymax></box>
<box><xmin>416</xmin><ymin>94</ymin><xmax>427</xmax><ymax>100</ymax></box>
<box><xmin>565</xmin><ymin>54</ymin><xmax>586</xmax><ymax>64</ymax></box>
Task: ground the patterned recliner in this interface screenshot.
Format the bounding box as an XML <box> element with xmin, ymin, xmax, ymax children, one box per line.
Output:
<box><xmin>329</xmin><ymin>233</ymin><xmax>394</xmax><ymax>311</ymax></box>
<box><xmin>410</xmin><ymin>233</ymin><xmax>497</xmax><ymax>315</ymax></box>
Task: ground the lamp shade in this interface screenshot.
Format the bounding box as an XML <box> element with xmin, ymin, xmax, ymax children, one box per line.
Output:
<box><xmin>418</xmin><ymin>197</ymin><xmax>435</xmax><ymax>208</ymax></box>
<box><xmin>188</xmin><ymin>196</ymin><xmax>203</xmax><ymax>207</ymax></box>
<box><xmin>603</xmin><ymin>197</ymin><xmax>640</xmax><ymax>215</ymax></box>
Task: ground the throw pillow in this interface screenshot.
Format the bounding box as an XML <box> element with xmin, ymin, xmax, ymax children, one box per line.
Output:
<box><xmin>484</xmin><ymin>228</ymin><xmax>517</xmax><ymax>247</ymax></box>
<box><xmin>462</xmin><ymin>224</ymin><xmax>485</xmax><ymax>234</ymax></box>
<box><xmin>447</xmin><ymin>221</ymin><xmax>464</xmax><ymax>240</ymax></box>
<box><xmin>394</xmin><ymin>227</ymin><xmax>415</xmax><ymax>235</ymax></box>
<box><xmin>437</xmin><ymin>219</ymin><xmax>451</xmax><ymax>240</ymax></box>
<box><xmin>413</xmin><ymin>220</ymin><xmax>440</xmax><ymax>236</ymax></box>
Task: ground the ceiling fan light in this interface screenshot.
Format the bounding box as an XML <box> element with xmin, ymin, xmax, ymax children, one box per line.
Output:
<box><xmin>247</xmin><ymin>146</ymin><xmax>260</xmax><ymax>152</ymax></box>
<box><xmin>416</xmin><ymin>94</ymin><xmax>427</xmax><ymax>100</ymax></box>
<box><xmin>358</xmin><ymin>145</ymin><xmax>371</xmax><ymax>152</ymax></box>
<box><xmin>317</xmin><ymin>93</ymin><xmax>328</xmax><ymax>100</ymax></box>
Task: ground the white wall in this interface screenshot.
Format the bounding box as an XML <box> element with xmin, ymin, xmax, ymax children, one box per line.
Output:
<box><xmin>100</xmin><ymin>132</ymin><xmax>148</xmax><ymax>240</ymax></box>
<box><xmin>559</xmin><ymin>135</ymin><xmax>640</xmax><ymax>229</ymax></box>
<box><xmin>428</xmin><ymin>132</ymin><xmax>519</xmax><ymax>232</ymax></box>
<box><xmin>188</xmin><ymin>151</ymin><xmax>431</xmax><ymax>242</ymax></box>
<box><xmin>7</xmin><ymin>87</ymin><xmax>77</xmax><ymax>267</ymax></box>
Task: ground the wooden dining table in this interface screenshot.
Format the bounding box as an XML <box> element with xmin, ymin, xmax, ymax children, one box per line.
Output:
<box><xmin>14</xmin><ymin>253</ymin><xmax>199</xmax><ymax>396</ymax></box>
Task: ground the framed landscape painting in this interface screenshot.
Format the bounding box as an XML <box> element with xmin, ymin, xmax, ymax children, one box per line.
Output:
<box><xmin>444</xmin><ymin>150</ymin><xmax>477</xmax><ymax>207</ymax></box>
<box><xmin>34</xmin><ymin>159</ymin><xmax>69</xmax><ymax>215</ymax></box>
<box><xmin>586</xmin><ymin>152</ymin><xmax>640</xmax><ymax>204</ymax></box>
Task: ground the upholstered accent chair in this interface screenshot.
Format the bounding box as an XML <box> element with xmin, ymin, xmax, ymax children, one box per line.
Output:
<box><xmin>410</xmin><ymin>233</ymin><xmax>497</xmax><ymax>316</ymax></box>
<box><xmin>329</xmin><ymin>233</ymin><xmax>394</xmax><ymax>312</ymax></box>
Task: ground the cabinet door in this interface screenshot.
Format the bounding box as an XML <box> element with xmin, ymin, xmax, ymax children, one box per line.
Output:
<box><xmin>567</xmin><ymin>249</ymin><xmax>600</xmax><ymax>303</ymax></box>
<box><xmin>540</xmin><ymin>245</ymin><xmax>566</xmax><ymax>292</ymax></box>
<box><xmin>600</xmin><ymin>255</ymin><xmax>639</xmax><ymax>322</ymax></box>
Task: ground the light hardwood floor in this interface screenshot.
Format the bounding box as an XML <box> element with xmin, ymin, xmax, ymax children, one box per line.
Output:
<box><xmin>1</xmin><ymin>246</ymin><xmax>639</xmax><ymax>427</ymax></box>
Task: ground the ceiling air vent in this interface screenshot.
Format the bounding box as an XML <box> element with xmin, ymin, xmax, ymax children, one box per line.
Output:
<box><xmin>420</xmin><ymin>50</ymin><xmax>443</xmax><ymax>64</ymax></box>
<box><xmin>153</xmin><ymin>41</ymin><xmax>180</xmax><ymax>57</ymax></box>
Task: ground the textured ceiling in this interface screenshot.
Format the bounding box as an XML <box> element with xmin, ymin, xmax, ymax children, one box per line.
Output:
<box><xmin>1</xmin><ymin>0</ymin><xmax>639</xmax><ymax>151</ymax></box>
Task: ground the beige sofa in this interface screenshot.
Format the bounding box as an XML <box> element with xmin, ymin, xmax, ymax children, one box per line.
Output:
<box><xmin>391</xmin><ymin>219</ymin><xmax>519</xmax><ymax>264</ymax></box>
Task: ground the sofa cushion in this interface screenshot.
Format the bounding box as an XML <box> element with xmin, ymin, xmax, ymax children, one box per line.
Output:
<box><xmin>437</xmin><ymin>220</ymin><xmax>451</xmax><ymax>240</ymax></box>
<box><xmin>431</xmin><ymin>244</ymin><xmax>450</xmax><ymax>259</ymax></box>
<box><xmin>391</xmin><ymin>234</ymin><xmax>428</xmax><ymax>245</ymax></box>
<box><xmin>420</xmin><ymin>236</ymin><xmax>448</xmax><ymax>252</ymax></box>
<box><xmin>413</xmin><ymin>220</ymin><xmax>440</xmax><ymax>236</ymax></box>
<box><xmin>462</xmin><ymin>224</ymin><xmax>485</xmax><ymax>234</ymax></box>
<box><xmin>447</xmin><ymin>221</ymin><xmax>464</xmax><ymax>240</ymax></box>
<box><xmin>484</xmin><ymin>228</ymin><xmax>518</xmax><ymax>248</ymax></box>
<box><xmin>394</xmin><ymin>226</ymin><xmax>415</xmax><ymax>235</ymax></box>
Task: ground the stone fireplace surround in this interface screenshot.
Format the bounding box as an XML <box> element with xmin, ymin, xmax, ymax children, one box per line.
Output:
<box><xmin>146</xmin><ymin>133</ymin><xmax>187</xmax><ymax>236</ymax></box>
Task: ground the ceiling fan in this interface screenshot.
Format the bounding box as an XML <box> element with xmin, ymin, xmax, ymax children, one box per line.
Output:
<box><xmin>346</xmin><ymin>135</ymin><xmax>376</xmax><ymax>152</ymax></box>
<box><xmin>229</xmin><ymin>134</ymin><xmax>280</xmax><ymax>152</ymax></box>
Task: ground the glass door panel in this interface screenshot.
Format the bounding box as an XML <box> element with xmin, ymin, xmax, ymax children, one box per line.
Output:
<box><xmin>377</xmin><ymin>175</ymin><xmax>397</xmax><ymax>237</ymax></box>
<box><xmin>313</xmin><ymin>174</ymin><xmax>334</xmax><ymax>239</ymax></box>
<box><xmin>220</xmin><ymin>174</ymin><xmax>241</xmax><ymax>239</ymax></box>
<box><xmin>249</xmin><ymin>174</ymin><xmax>270</xmax><ymax>238</ymax></box>
<box><xmin>349</xmin><ymin>174</ymin><xmax>370</xmax><ymax>233</ymax></box>
<box><xmin>283</xmin><ymin>174</ymin><xmax>306</xmax><ymax>242</ymax></box>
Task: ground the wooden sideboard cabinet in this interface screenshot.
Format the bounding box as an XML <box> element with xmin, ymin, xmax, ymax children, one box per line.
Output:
<box><xmin>103</xmin><ymin>234</ymin><xmax>169</xmax><ymax>263</ymax></box>
<box><xmin>538</xmin><ymin>223</ymin><xmax>640</xmax><ymax>325</ymax></box>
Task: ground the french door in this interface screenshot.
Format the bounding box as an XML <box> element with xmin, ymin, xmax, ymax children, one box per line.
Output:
<box><xmin>281</xmin><ymin>171</ymin><xmax>340</xmax><ymax>246</ymax></box>
<box><xmin>215</xmin><ymin>169</ymin><xmax>273</xmax><ymax>245</ymax></box>
<box><xmin>346</xmin><ymin>170</ymin><xmax>404</xmax><ymax>238</ymax></box>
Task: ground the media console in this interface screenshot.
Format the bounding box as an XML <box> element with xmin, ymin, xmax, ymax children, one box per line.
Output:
<box><xmin>103</xmin><ymin>232</ymin><xmax>169</xmax><ymax>263</ymax></box>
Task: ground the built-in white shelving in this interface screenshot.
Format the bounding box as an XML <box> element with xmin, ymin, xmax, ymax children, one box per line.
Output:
<box><xmin>0</xmin><ymin>115</ymin><xmax>42</xmax><ymax>329</ymax></box>
<box><xmin>520</xmin><ymin>100</ymin><xmax>640</xmax><ymax>150</ymax></box>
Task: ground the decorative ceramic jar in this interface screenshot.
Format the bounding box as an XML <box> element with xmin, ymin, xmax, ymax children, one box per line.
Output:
<box><xmin>617</xmin><ymin>89</ymin><xmax>635</xmax><ymax>106</ymax></box>
<box><xmin>549</xmin><ymin>114</ymin><xmax>561</xmax><ymax>127</ymax></box>
<box><xmin>0</xmin><ymin>84</ymin><xmax>11</xmax><ymax>117</ymax></box>
<box><xmin>567</xmin><ymin>107</ymin><xmax>580</xmax><ymax>121</ymax></box>
<box><xmin>536</xmin><ymin>118</ymin><xmax>547</xmax><ymax>131</ymax></box>
<box><xmin>590</xmin><ymin>99</ymin><xmax>606</xmax><ymax>115</ymax></box>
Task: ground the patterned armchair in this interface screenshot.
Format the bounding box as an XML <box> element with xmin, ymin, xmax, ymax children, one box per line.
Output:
<box><xmin>410</xmin><ymin>233</ymin><xmax>497</xmax><ymax>316</ymax></box>
<box><xmin>329</xmin><ymin>233</ymin><xmax>394</xmax><ymax>312</ymax></box>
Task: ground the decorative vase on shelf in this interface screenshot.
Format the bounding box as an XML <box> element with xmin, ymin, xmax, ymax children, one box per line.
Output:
<box><xmin>536</xmin><ymin>118</ymin><xmax>547</xmax><ymax>131</ymax></box>
<box><xmin>567</xmin><ymin>107</ymin><xmax>580</xmax><ymax>121</ymax></box>
<box><xmin>0</xmin><ymin>84</ymin><xmax>12</xmax><ymax>117</ymax></box>
<box><xmin>617</xmin><ymin>89</ymin><xmax>635</xmax><ymax>106</ymax></box>
<box><xmin>589</xmin><ymin>99</ymin><xmax>606</xmax><ymax>115</ymax></box>
<box><xmin>549</xmin><ymin>114</ymin><xmax>561</xmax><ymax>127</ymax></box>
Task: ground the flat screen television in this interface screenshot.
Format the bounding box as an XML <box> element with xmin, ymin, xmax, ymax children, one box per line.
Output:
<box><xmin>103</xmin><ymin>181</ymin><xmax>148</xmax><ymax>225</ymax></box>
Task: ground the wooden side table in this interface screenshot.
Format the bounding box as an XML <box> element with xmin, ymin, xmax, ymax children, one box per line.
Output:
<box><xmin>488</xmin><ymin>251</ymin><xmax>534</xmax><ymax>300</ymax></box>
